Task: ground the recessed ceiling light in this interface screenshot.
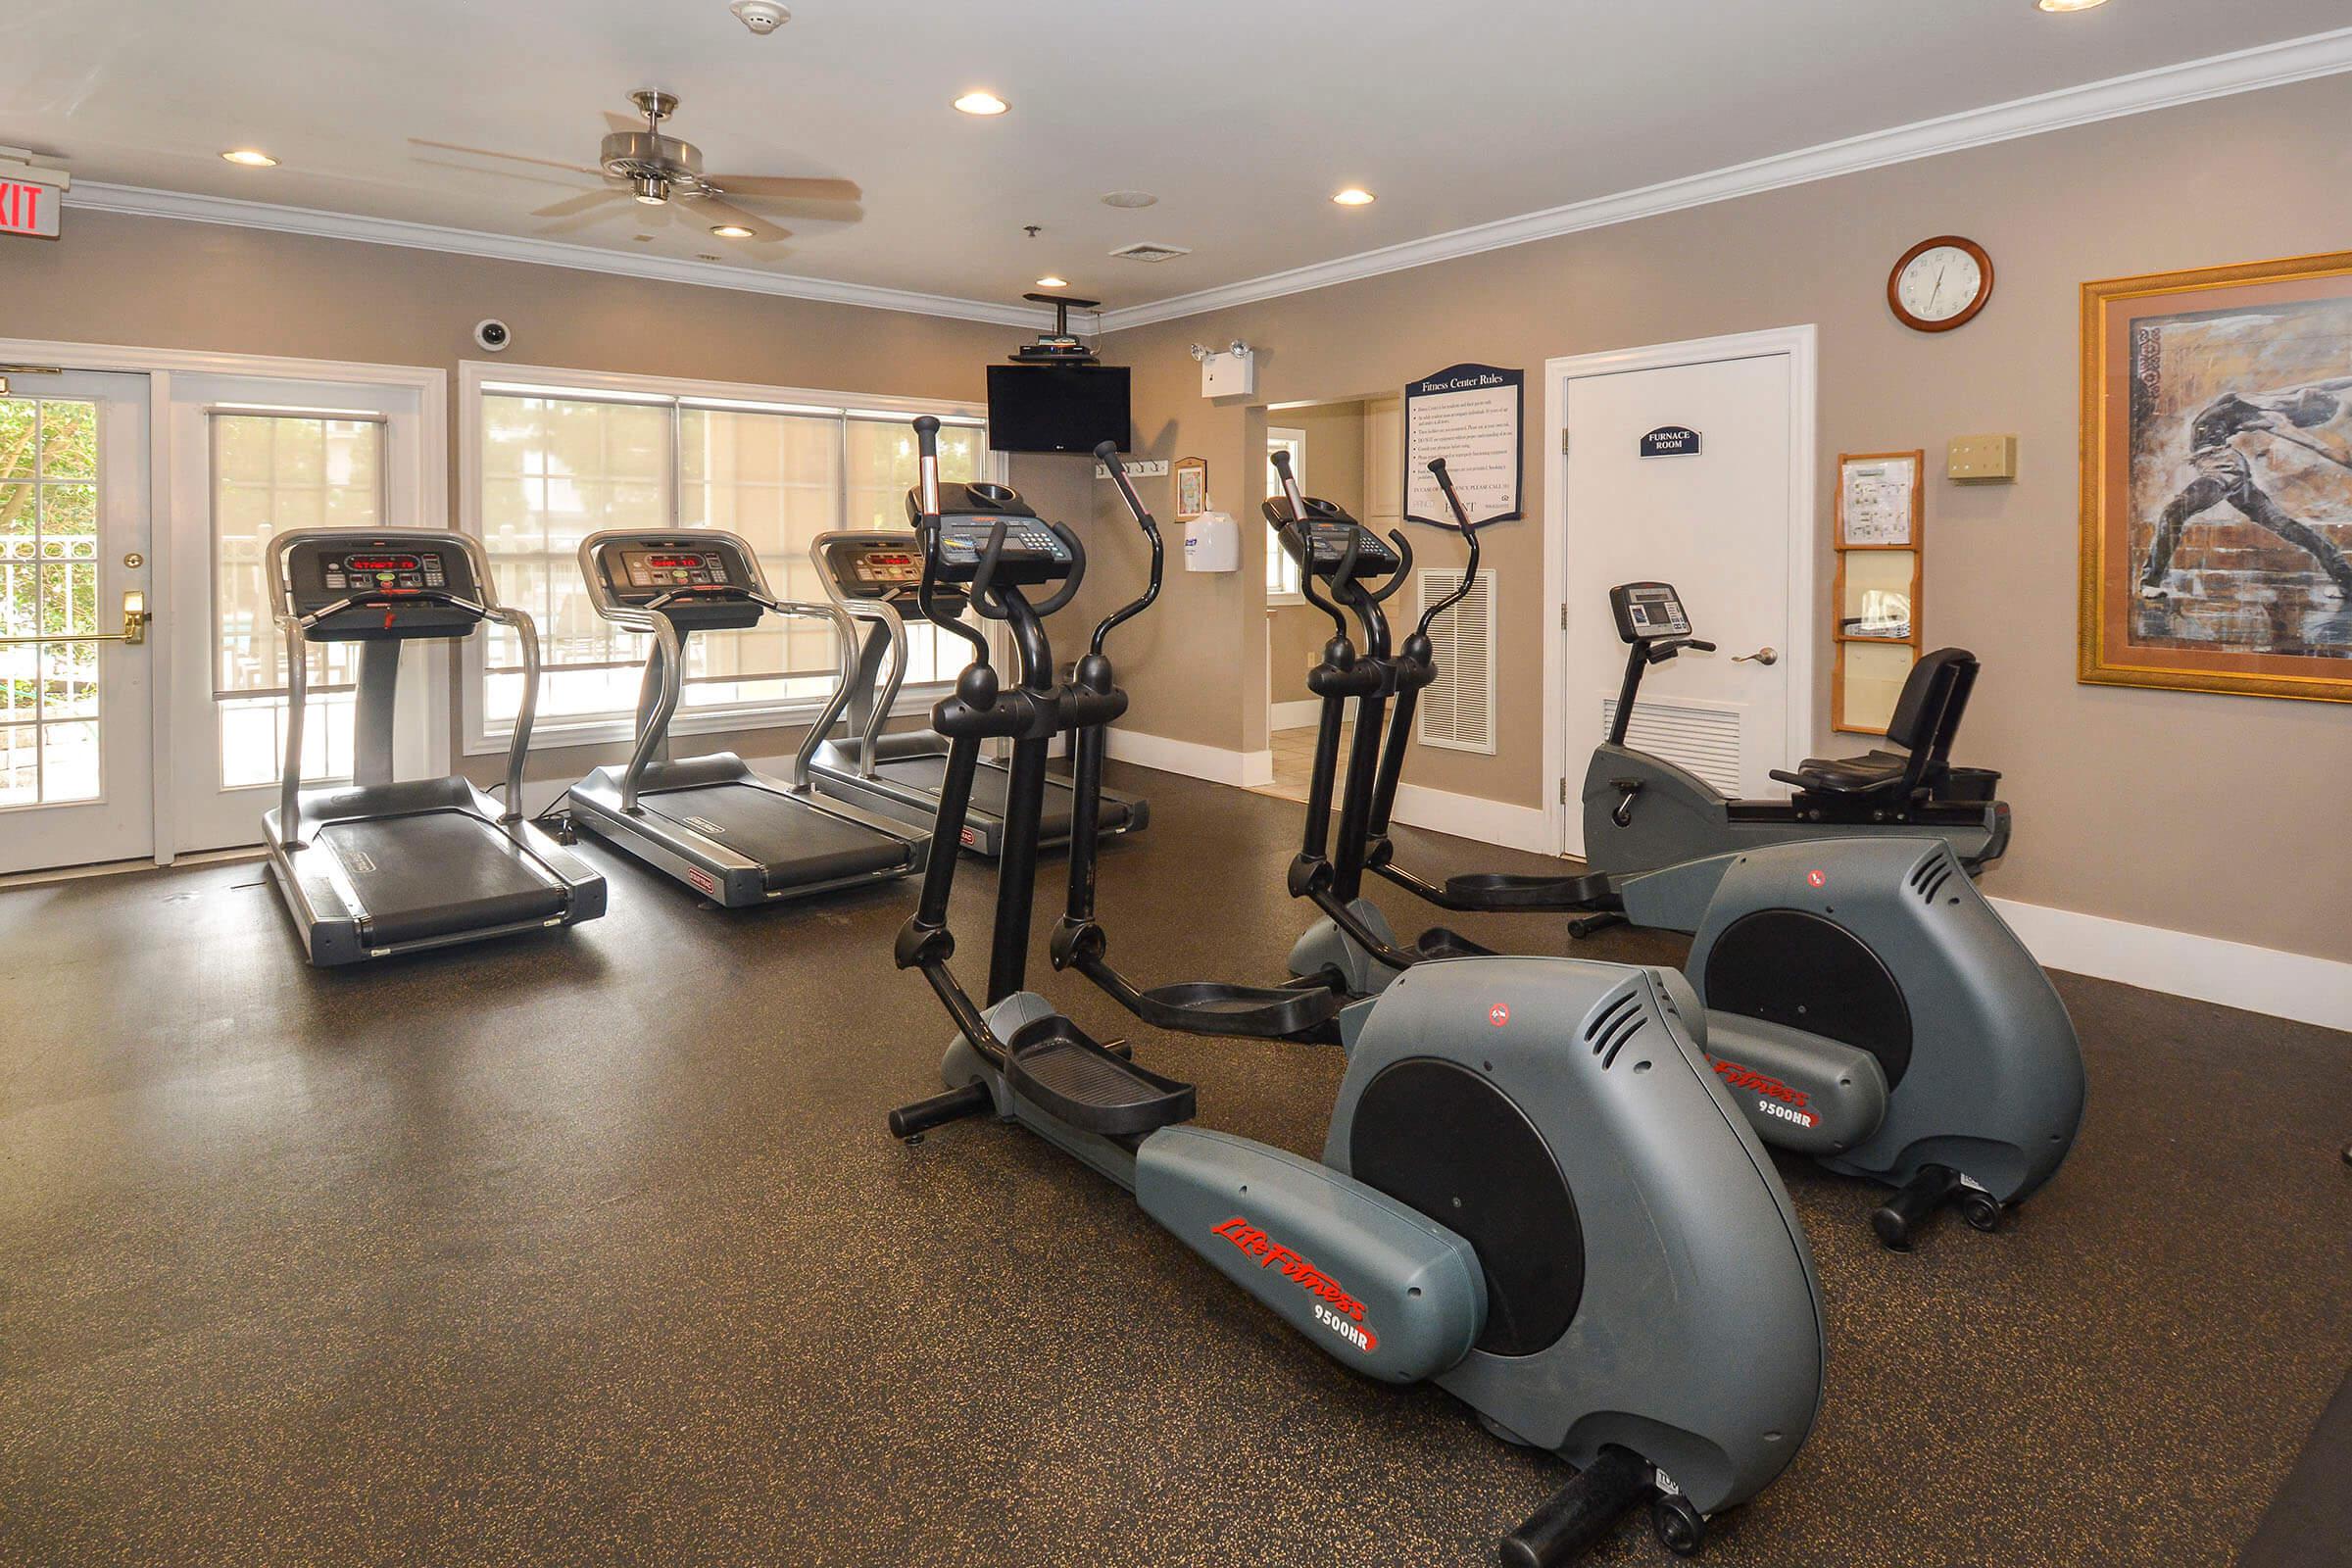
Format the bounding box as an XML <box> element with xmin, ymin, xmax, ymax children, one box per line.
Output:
<box><xmin>710</xmin><ymin>224</ymin><xmax>756</xmax><ymax>239</ymax></box>
<box><xmin>220</xmin><ymin>149</ymin><xmax>278</xmax><ymax>168</ymax></box>
<box><xmin>2035</xmin><ymin>0</ymin><xmax>2109</xmax><ymax>10</ymax></box>
<box><xmin>954</xmin><ymin>91</ymin><xmax>1008</xmax><ymax>117</ymax></box>
<box><xmin>1332</xmin><ymin>187</ymin><xmax>1376</xmax><ymax>206</ymax></box>
<box><xmin>1035</xmin><ymin>275</ymin><xmax>1069</xmax><ymax>289</ymax></box>
<box><xmin>1101</xmin><ymin>190</ymin><xmax>1158</xmax><ymax>209</ymax></box>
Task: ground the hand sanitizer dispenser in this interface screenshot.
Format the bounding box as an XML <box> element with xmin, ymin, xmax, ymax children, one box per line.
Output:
<box><xmin>1184</xmin><ymin>508</ymin><xmax>1238</xmax><ymax>572</ymax></box>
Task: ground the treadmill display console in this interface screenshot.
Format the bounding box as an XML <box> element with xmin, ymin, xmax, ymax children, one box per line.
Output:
<box><xmin>612</xmin><ymin>548</ymin><xmax>736</xmax><ymax>595</ymax></box>
<box><xmin>277</xmin><ymin>533</ymin><xmax>486</xmax><ymax>640</ymax></box>
<box><xmin>1610</xmin><ymin>582</ymin><xmax>1691</xmax><ymax>643</ymax></box>
<box><xmin>320</xmin><ymin>551</ymin><xmax>449</xmax><ymax>594</ymax></box>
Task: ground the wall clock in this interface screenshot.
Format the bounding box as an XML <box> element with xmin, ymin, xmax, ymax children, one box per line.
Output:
<box><xmin>1888</xmin><ymin>236</ymin><xmax>1994</xmax><ymax>332</ymax></box>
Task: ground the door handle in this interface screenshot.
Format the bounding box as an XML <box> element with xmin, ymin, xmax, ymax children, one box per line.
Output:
<box><xmin>1734</xmin><ymin>646</ymin><xmax>1778</xmax><ymax>665</ymax></box>
<box><xmin>0</xmin><ymin>590</ymin><xmax>151</xmax><ymax>647</ymax></box>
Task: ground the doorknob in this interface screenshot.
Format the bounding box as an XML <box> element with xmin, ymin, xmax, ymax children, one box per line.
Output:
<box><xmin>1734</xmin><ymin>646</ymin><xmax>1779</xmax><ymax>665</ymax></box>
<box><xmin>0</xmin><ymin>590</ymin><xmax>150</xmax><ymax>648</ymax></box>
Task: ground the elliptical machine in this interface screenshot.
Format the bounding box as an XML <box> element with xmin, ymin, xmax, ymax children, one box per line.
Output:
<box><xmin>1278</xmin><ymin>456</ymin><xmax>2086</xmax><ymax>1250</ymax></box>
<box><xmin>887</xmin><ymin>421</ymin><xmax>1826</xmax><ymax>1563</ymax></box>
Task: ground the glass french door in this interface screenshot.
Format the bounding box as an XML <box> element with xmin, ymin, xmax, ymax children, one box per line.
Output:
<box><xmin>0</xmin><ymin>371</ymin><xmax>155</xmax><ymax>874</ymax></box>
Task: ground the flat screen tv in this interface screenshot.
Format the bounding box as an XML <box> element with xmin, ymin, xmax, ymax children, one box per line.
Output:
<box><xmin>987</xmin><ymin>365</ymin><xmax>1132</xmax><ymax>454</ymax></box>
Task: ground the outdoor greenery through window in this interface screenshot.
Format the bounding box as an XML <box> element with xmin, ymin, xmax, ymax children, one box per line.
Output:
<box><xmin>211</xmin><ymin>412</ymin><xmax>386</xmax><ymax>788</ymax></box>
<box><xmin>479</xmin><ymin>387</ymin><xmax>985</xmax><ymax>734</ymax></box>
<box><xmin>1</xmin><ymin>396</ymin><xmax>101</xmax><ymax>807</ymax></box>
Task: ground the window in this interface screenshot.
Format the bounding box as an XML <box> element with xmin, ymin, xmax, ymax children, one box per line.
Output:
<box><xmin>1</xmin><ymin>395</ymin><xmax>101</xmax><ymax>806</ymax></box>
<box><xmin>1266</xmin><ymin>428</ymin><xmax>1306</xmax><ymax>606</ymax></box>
<box><xmin>210</xmin><ymin>411</ymin><xmax>386</xmax><ymax>788</ymax></box>
<box><xmin>469</xmin><ymin>375</ymin><xmax>987</xmax><ymax>745</ymax></box>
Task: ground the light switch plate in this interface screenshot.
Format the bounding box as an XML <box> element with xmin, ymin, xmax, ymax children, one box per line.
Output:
<box><xmin>1947</xmin><ymin>433</ymin><xmax>2018</xmax><ymax>483</ymax></box>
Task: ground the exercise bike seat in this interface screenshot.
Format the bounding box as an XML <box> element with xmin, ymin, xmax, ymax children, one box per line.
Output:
<box><xmin>1770</xmin><ymin>648</ymin><xmax>1977</xmax><ymax>799</ymax></box>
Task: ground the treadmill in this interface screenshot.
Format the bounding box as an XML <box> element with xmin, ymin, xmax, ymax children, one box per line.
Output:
<box><xmin>263</xmin><ymin>529</ymin><xmax>607</xmax><ymax>966</ymax></box>
<box><xmin>557</xmin><ymin>529</ymin><xmax>929</xmax><ymax>906</ymax></box>
<box><xmin>798</xmin><ymin>483</ymin><xmax>1148</xmax><ymax>857</ymax></box>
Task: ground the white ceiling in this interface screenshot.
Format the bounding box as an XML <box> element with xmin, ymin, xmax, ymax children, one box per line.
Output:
<box><xmin>7</xmin><ymin>1</ymin><xmax>2349</xmax><ymax>317</ymax></box>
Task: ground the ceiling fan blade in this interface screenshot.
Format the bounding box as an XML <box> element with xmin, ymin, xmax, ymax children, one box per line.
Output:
<box><xmin>532</xmin><ymin>190</ymin><xmax>623</xmax><ymax>220</ymax></box>
<box><xmin>691</xmin><ymin>196</ymin><xmax>790</xmax><ymax>243</ymax></box>
<box><xmin>409</xmin><ymin>137</ymin><xmax>603</xmax><ymax>178</ymax></box>
<box><xmin>701</xmin><ymin>174</ymin><xmax>861</xmax><ymax>204</ymax></box>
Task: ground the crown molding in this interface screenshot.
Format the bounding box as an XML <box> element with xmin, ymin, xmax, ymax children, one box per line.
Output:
<box><xmin>60</xmin><ymin>180</ymin><xmax>1052</xmax><ymax>328</ymax></box>
<box><xmin>1098</xmin><ymin>25</ymin><xmax>2352</xmax><ymax>333</ymax></box>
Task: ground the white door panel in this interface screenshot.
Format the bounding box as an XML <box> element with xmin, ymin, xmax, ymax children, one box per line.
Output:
<box><xmin>1561</xmin><ymin>352</ymin><xmax>1797</xmax><ymax>856</ymax></box>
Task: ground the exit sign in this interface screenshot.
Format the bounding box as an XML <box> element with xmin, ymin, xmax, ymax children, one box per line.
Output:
<box><xmin>0</xmin><ymin>178</ymin><xmax>61</xmax><ymax>239</ymax></box>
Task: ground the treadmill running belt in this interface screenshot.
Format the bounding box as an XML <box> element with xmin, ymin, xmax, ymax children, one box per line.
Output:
<box><xmin>320</xmin><ymin>812</ymin><xmax>566</xmax><ymax>947</ymax></box>
<box><xmin>641</xmin><ymin>784</ymin><xmax>914</xmax><ymax>890</ymax></box>
<box><xmin>870</xmin><ymin>756</ymin><xmax>1127</xmax><ymax>836</ymax></box>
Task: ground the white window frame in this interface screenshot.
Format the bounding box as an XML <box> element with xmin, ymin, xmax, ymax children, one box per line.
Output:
<box><xmin>1265</xmin><ymin>426</ymin><xmax>1307</xmax><ymax>608</ymax></box>
<box><xmin>457</xmin><ymin>360</ymin><xmax>997</xmax><ymax>757</ymax></box>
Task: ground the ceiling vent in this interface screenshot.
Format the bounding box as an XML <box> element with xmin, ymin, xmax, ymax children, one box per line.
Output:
<box><xmin>1109</xmin><ymin>241</ymin><xmax>1191</xmax><ymax>264</ymax></box>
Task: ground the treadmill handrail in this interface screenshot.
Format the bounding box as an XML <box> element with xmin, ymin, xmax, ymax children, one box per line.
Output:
<box><xmin>267</xmin><ymin>527</ymin><xmax>537</xmax><ymax>846</ymax></box>
<box><xmin>801</xmin><ymin>529</ymin><xmax>930</xmax><ymax>785</ymax></box>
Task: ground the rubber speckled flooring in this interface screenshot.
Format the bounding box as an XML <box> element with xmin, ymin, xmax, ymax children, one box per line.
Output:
<box><xmin>2</xmin><ymin>763</ymin><xmax>2347</xmax><ymax>1568</ymax></box>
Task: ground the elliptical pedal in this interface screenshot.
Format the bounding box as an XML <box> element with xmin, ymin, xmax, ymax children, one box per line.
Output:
<box><xmin>1003</xmin><ymin>1014</ymin><xmax>1196</xmax><ymax>1137</ymax></box>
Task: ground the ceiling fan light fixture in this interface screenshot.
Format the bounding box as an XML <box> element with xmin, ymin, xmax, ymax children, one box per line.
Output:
<box><xmin>710</xmin><ymin>224</ymin><xmax>756</xmax><ymax>239</ymax></box>
<box><xmin>954</xmin><ymin>91</ymin><xmax>1008</xmax><ymax>117</ymax></box>
<box><xmin>632</xmin><ymin>174</ymin><xmax>671</xmax><ymax>205</ymax></box>
<box><xmin>220</xmin><ymin>149</ymin><xmax>278</xmax><ymax>168</ymax></box>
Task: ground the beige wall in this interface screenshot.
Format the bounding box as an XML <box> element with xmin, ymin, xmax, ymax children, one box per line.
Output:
<box><xmin>1094</xmin><ymin>73</ymin><xmax>2352</xmax><ymax>962</ymax></box>
<box><xmin>0</xmin><ymin>210</ymin><xmax>1083</xmax><ymax>783</ymax></box>
<box><xmin>1268</xmin><ymin>401</ymin><xmax>1368</xmax><ymax>701</ymax></box>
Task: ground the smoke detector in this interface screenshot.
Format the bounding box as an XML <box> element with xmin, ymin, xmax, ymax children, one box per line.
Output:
<box><xmin>1101</xmin><ymin>190</ymin><xmax>1158</xmax><ymax>209</ymax></box>
<box><xmin>730</xmin><ymin>0</ymin><xmax>790</xmax><ymax>34</ymax></box>
<box><xmin>1109</xmin><ymin>241</ymin><xmax>1191</xmax><ymax>264</ymax></box>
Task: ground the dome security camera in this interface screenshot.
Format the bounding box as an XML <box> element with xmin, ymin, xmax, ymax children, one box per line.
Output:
<box><xmin>730</xmin><ymin>0</ymin><xmax>790</xmax><ymax>33</ymax></box>
<box><xmin>473</xmin><ymin>319</ymin><xmax>513</xmax><ymax>353</ymax></box>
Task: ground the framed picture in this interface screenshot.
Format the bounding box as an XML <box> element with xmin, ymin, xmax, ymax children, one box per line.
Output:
<box><xmin>1174</xmin><ymin>457</ymin><xmax>1207</xmax><ymax>520</ymax></box>
<box><xmin>2081</xmin><ymin>249</ymin><xmax>2352</xmax><ymax>702</ymax></box>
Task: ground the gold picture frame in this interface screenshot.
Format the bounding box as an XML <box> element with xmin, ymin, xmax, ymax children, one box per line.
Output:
<box><xmin>2080</xmin><ymin>249</ymin><xmax>2352</xmax><ymax>703</ymax></box>
<box><xmin>1173</xmin><ymin>456</ymin><xmax>1207</xmax><ymax>521</ymax></box>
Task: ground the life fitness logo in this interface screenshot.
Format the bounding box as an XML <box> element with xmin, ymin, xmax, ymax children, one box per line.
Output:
<box><xmin>1210</xmin><ymin>1218</ymin><xmax>1378</xmax><ymax>1354</ymax></box>
<box><xmin>1713</xmin><ymin>1058</ymin><xmax>1820</xmax><ymax>1130</ymax></box>
<box><xmin>1488</xmin><ymin>1002</ymin><xmax>1510</xmax><ymax>1028</ymax></box>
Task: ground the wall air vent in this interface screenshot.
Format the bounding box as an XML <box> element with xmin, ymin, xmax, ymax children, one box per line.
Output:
<box><xmin>1416</xmin><ymin>568</ymin><xmax>1495</xmax><ymax>755</ymax></box>
<box><xmin>1108</xmin><ymin>242</ymin><xmax>1192</xmax><ymax>264</ymax></box>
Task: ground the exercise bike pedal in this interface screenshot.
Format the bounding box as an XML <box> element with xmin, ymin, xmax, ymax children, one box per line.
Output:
<box><xmin>1499</xmin><ymin>1445</ymin><xmax>1654</xmax><ymax>1568</ymax></box>
<box><xmin>1869</xmin><ymin>1163</ymin><xmax>2003</xmax><ymax>1250</ymax></box>
<box><xmin>1002</xmin><ymin>1014</ymin><xmax>1195</xmax><ymax>1138</ymax></box>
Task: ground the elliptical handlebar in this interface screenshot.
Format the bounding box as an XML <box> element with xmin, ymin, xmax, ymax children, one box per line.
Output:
<box><xmin>1404</xmin><ymin>457</ymin><xmax>1522</xmax><ymax>641</ymax></box>
<box><xmin>1091</xmin><ymin>441</ymin><xmax>1163</xmax><ymax>658</ymax></box>
<box><xmin>909</xmin><ymin>415</ymin><xmax>991</xmax><ymax>666</ymax></box>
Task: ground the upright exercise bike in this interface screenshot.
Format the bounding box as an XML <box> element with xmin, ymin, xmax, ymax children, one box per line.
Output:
<box><xmin>1278</xmin><ymin>456</ymin><xmax>2086</xmax><ymax>1249</ymax></box>
<box><xmin>887</xmin><ymin>420</ymin><xmax>1825</xmax><ymax>1564</ymax></box>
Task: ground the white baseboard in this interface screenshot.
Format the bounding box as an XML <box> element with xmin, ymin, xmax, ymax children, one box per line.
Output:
<box><xmin>1104</xmin><ymin>729</ymin><xmax>1272</xmax><ymax>788</ymax></box>
<box><xmin>1270</xmin><ymin>699</ymin><xmax>1322</xmax><ymax>731</ymax></box>
<box><xmin>1988</xmin><ymin>897</ymin><xmax>2352</xmax><ymax>1034</ymax></box>
<box><xmin>1389</xmin><ymin>781</ymin><xmax>1556</xmax><ymax>856</ymax></box>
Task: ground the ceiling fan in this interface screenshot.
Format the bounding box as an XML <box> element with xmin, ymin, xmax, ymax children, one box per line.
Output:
<box><xmin>413</xmin><ymin>89</ymin><xmax>861</xmax><ymax>245</ymax></box>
